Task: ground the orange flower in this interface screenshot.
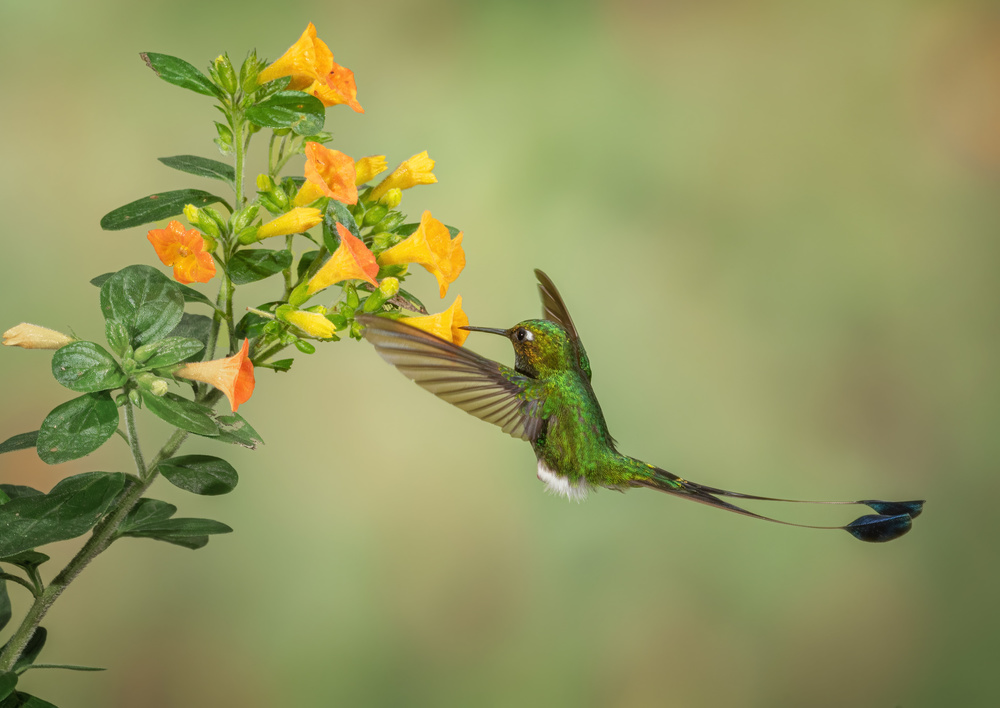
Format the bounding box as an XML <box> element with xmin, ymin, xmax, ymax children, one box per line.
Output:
<box><xmin>307</xmin><ymin>223</ymin><xmax>379</xmax><ymax>294</ymax></box>
<box><xmin>174</xmin><ymin>339</ymin><xmax>255</xmax><ymax>413</ymax></box>
<box><xmin>147</xmin><ymin>221</ymin><xmax>216</xmax><ymax>284</ymax></box>
<box><xmin>368</xmin><ymin>151</ymin><xmax>436</xmax><ymax>202</ymax></box>
<box><xmin>2</xmin><ymin>323</ymin><xmax>74</xmax><ymax>350</ymax></box>
<box><xmin>293</xmin><ymin>143</ymin><xmax>358</xmax><ymax>206</ymax></box>
<box><xmin>376</xmin><ymin>210</ymin><xmax>464</xmax><ymax>297</ymax></box>
<box><xmin>400</xmin><ymin>296</ymin><xmax>470</xmax><ymax>346</ymax></box>
<box><xmin>256</xmin><ymin>207</ymin><xmax>323</xmax><ymax>240</ymax></box>
<box><xmin>258</xmin><ymin>23</ymin><xmax>363</xmax><ymax>112</ymax></box>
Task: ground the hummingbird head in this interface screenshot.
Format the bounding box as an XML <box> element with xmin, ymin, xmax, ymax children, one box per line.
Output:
<box><xmin>462</xmin><ymin>319</ymin><xmax>572</xmax><ymax>378</ymax></box>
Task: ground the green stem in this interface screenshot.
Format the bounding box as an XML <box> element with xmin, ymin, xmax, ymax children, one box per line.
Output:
<box><xmin>0</xmin><ymin>427</ymin><xmax>189</xmax><ymax>673</ymax></box>
<box><xmin>123</xmin><ymin>397</ymin><xmax>147</xmax><ymax>479</ymax></box>
<box><xmin>0</xmin><ymin>572</ymin><xmax>37</xmax><ymax>598</ymax></box>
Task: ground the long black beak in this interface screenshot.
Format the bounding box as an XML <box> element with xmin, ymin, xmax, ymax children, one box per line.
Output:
<box><xmin>461</xmin><ymin>325</ymin><xmax>509</xmax><ymax>337</ymax></box>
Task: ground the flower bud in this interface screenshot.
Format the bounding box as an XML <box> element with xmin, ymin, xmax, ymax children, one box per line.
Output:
<box><xmin>239</xmin><ymin>50</ymin><xmax>261</xmax><ymax>91</ymax></box>
<box><xmin>214</xmin><ymin>122</ymin><xmax>234</xmax><ymax>156</ymax></box>
<box><xmin>288</xmin><ymin>281</ymin><xmax>311</xmax><ymax>307</ymax></box>
<box><xmin>237</xmin><ymin>226</ymin><xmax>260</xmax><ymax>245</ymax></box>
<box><xmin>213</xmin><ymin>54</ymin><xmax>239</xmax><ymax>95</ymax></box>
<box><xmin>374</xmin><ymin>211</ymin><xmax>406</xmax><ymax>233</ymax></box>
<box><xmin>372</xmin><ymin>232</ymin><xmax>402</xmax><ymax>253</ymax></box>
<box><xmin>135</xmin><ymin>372</ymin><xmax>169</xmax><ymax>397</ymax></box>
<box><xmin>344</xmin><ymin>283</ymin><xmax>360</xmax><ymax>310</ymax></box>
<box><xmin>377</xmin><ymin>188</ymin><xmax>402</xmax><ymax>209</ymax></box>
<box><xmin>363</xmin><ymin>204</ymin><xmax>388</xmax><ymax>228</ymax></box>
<box><xmin>2</xmin><ymin>323</ymin><xmax>74</xmax><ymax>350</ymax></box>
<box><xmin>183</xmin><ymin>204</ymin><xmax>221</xmax><ymax>239</ymax></box>
<box><xmin>362</xmin><ymin>277</ymin><xmax>400</xmax><ymax>313</ymax></box>
<box><xmin>257</xmin><ymin>174</ymin><xmax>276</xmax><ymax>192</ymax></box>
<box><xmin>232</xmin><ymin>204</ymin><xmax>260</xmax><ymax>232</ymax></box>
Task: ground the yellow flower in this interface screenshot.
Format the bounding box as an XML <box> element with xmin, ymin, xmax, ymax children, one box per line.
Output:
<box><xmin>307</xmin><ymin>223</ymin><xmax>379</xmax><ymax>295</ymax></box>
<box><xmin>2</xmin><ymin>323</ymin><xmax>74</xmax><ymax>350</ymax></box>
<box><xmin>400</xmin><ymin>296</ymin><xmax>469</xmax><ymax>346</ymax></box>
<box><xmin>283</xmin><ymin>309</ymin><xmax>337</xmax><ymax>339</ymax></box>
<box><xmin>376</xmin><ymin>210</ymin><xmax>465</xmax><ymax>298</ymax></box>
<box><xmin>368</xmin><ymin>151</ymin><xmax>437</xmax><ymax>202</ymax></box>
<box><xmin>355</xmin><ymin>155</ymin><xmax>388</xmax><ymax>186</ymax></box>
<box><xmin>256</xmin><ymin>207</ymin><xmax>322</xmax><ymax>240</ymax></box>
<box><xmin>258</xmin><ymin>23</ymin><xmax>333</xmax><ymax>89</ymax></box>
<box><xmin>147</xmin><ymin>221</ymin><xmax>216</xmax><ymax>284</ymax></box>
<box><xmin>258</xmin><ymin>23</ymin><xmax>362</xmax><ymax>112</ymax></box>
<box><xmin>293</xmin><ymin>143</ymin><xmax>357</xmax><ymax>206</ymax></box>
<box><xmin>174</xmin><ymin>339</ymin><xmax>255</xmax><ymax>413</ymax></box>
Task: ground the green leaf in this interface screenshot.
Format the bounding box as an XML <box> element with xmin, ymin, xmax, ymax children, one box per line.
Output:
<box><xmin>214</xmin><ymin>414</ymin><xmax>264</xmax><ymax>450</ymax></box>
<box><xmin>50</xmin><ymin>342</ymin><xmax>126</xmax><ymax>393</ymax></box>
<box><xmin>100</xmin><ymin>265</ymin><xmax>185</xmax><ymax>348</ymax></box>
<box><xmin>21</xmin><ymin>664</ymin><xmax>105</xmax><ymax>673</ymax></box>
<box><xmin>140</xmin><ymin>52</ymin><xmax>221</xmax><ymax>98</ymax></box>
<box><xmin>140</xmin><ymin>392</ymin><xmax>219</xmax><ymax>436</ymax></box>
<box><xmin>157</xmin><ymin>155</ymin><xmax>234</xmax><ymax>184</ymax></box>
<box><xmin>136</xmin><ymin>337</ymin><xmax>205</xmax><ymax>369</ymax></box>
<box><xmin>0</xmin><ymin>473</ymin><xmax>126</xmax><ymax>557</ymax></box>
<box><xmin>246</xmin><ymin>91</ymin><xmax>325</xmax><ymax>135</ymax></box>
<box><xmin>0</xmin><ymin>578</ymin><xmax>10</xmax><ymax>634</ymax></box>
<box><xmin>167</xmin><ymin>314</ymin><xmax>213</xmax><ymax>361</ymax></box>
<box><xmin>323</xmin><ymin>198</ymin><xmax>359</xmax><ymax>252</ymax></box>
<box><xmin>176</xmin><ymin>284</ymin><xmax>217</xmax><ymax>308</ymax></box>
<box><xmin>0</xmin><ymin>673</ymin><xmax>16</xmax><ymax>702</ymax></box>
<box><xmin>100</xmin><ymin>189</ymin><xmax>228</xmax><ymax>231</ymax></box>
<box><xmin>104</xmin><ymin>320</ymin><xmax>130</xmax><ymax>358</ymax></box>
<box><xmin>119</xmin><ymin>498</ymin><xmax>177</xmax><ymax>534</ymax></box>
<box><xmin>36</xmin><ymin>393</ymin><xmax>119</xmax><ymax>465</ymax></box>
<box><xmin>13</xmin><ymin>628</ymin><xmax>45</xmax><ymax>673</ymax></box>
<box><xmin>0</xmin><ymin>433</ymin><xmax>38</xmax><ymax>456</ymax></box>
<box><xmin>0</xmin><ymin>487</ymin><xmax>41</xmax><ymax>502</ymax></box>
<box><xmin>0</xmin><ymin>552</ymin><xmax>49</xmax><ymax>573</ymax></box>
<box><xmin>158</xmin><ymin>455</ymin><xmax>237</xmax><ymax>495</ymax></box>
<box><xmin>120</xmin><ymin>517</ymin><xmax>232</xmax><ymax>549</ymax></box>
<box><xmin>227</xmin><ymin>249</ymin><xmax>293</xmax><ymax>285</ymax></box>
<box><xmin>268</xmin><ymin>358</ymin><xmax>294</xmax><ymax>372</ymax></box>
<box><xmin>3</xmin><ymin>691</ymin><xmax>59</xmax><ymax>707</ymax></box>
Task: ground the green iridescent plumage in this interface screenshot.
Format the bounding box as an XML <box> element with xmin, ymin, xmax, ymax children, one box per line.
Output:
<box><xmin>359</xmin><ymin>270</ymin><xmax>924</xmax><ymax>543</ymax></box>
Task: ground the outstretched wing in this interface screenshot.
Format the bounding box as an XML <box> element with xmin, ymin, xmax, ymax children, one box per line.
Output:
<box><xmin>534</xmin><ymin>269</ymin><xmax>592</xmax><ymax>381</ymax></box>
<box><xmin>358</xmin><ymin>314</ymin><xmax>547</xmax><ymax>441</ymax></box>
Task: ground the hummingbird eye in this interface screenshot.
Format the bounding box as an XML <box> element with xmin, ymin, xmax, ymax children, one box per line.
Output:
<box><xmin>514</xmin><ymin>327</ymin><xmax>533</xmax><ymax>342</ymax></box>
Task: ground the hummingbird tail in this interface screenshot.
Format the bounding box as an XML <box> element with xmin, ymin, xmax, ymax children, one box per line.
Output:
<box><xmin>632</xmin><ymin>466</ymin><xmax>923</xmax><ymax>543</ymax></box>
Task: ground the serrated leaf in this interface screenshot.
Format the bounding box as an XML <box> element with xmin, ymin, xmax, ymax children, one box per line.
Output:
<box><xmin>246</xmin><ymin>91</ymin><xmax>325</xmax><ymax>135</ymax></box>
<box><xmin>51</xmin><ymin>342</ymin><xmax>126</xmax><ymax>393</ymax></box>
<box><xmin>137</xmin><ymin>337</ymin><xmax>205</xmax><ymax>369</ymax></box>
<box><xmin>140</xmin><ymin>52</ymin><xmax>221</xmax><ymax>98</ymax></box>
<box><xmin>100</xmin><ymin>189</ymin><xmax>228</xmax><ymax>231</ymax></box>
<box><xmin>158</xmin><ymin>455</ymin><xmax>237</xmax><ymax>495</ymax></box>
<box><xmin>0</xmin><ymin>433</ymin><xmax>38</xmax><ymax>456</ymax></box>
<box><xmin>141</xmin><ymin>392</ymin><xmax>219</xmax><ymax>436</ymax></box>
<box><xmin>36</xmin><ymin>393</ymin><xmax>119</xmax><ymax>465</ymax></box>
<box><xmin>157</xmin><ymin>155</ymin><xmax>234</xmax><ymax>184</ymax></box>
<box><xmin>227</xmin><ymin>249</ymin><xmax>293</xmax><ymax>285</ymax></box>
<box><xmin>0</xmin><ymin>473</ymin><xmax>126</xmax><ymax>557</ymax></box>
<box><xmin>99</xmin><ymin>266</ymin><xmax>185</xmax><ymax>348</ymax></box>
<box><xmin>214</xmin><ymin>413</ymin><xmax>264</xmax><ymax>449</ymax></box>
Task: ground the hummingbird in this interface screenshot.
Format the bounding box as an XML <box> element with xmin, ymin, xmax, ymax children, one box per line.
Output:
<box><xmin>358</xmin><ymin>270</ymin><xmax>923</xmax><ymax>542</ymax></box>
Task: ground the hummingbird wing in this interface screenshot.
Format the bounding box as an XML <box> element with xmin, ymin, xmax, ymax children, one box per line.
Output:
<box><xmin>535</xmin><ymin>269</ymin><xmax>592</xmax><ymax>381</ymax></box>
<box><xmin>358</xmin><ymin>314</ymin><xmax>547</xmax><ymax>442</ymax></box>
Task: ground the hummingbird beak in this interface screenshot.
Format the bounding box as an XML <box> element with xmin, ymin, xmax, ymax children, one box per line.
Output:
<box><xmin>460</xmin><ymin>325</ymin><xmax>509</xmax><ymax>337</ymax></box>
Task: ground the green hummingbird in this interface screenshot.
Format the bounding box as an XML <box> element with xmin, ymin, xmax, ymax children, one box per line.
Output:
<box><xmin>358</xmin><ymin>270</ymin><xmax>923</xmax><ymax>542</ymax></box>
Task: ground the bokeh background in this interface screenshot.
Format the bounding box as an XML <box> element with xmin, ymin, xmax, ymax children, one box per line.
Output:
<box><xmin>2</xmin><ymin>0</ymin><xmax>998</xmax><ymax>706</ymax></box>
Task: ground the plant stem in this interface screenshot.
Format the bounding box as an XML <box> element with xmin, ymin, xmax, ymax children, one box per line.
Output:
<box><xmin>0</xmin><ymin>572</ymin><xmax>37</xmax><ymax>598</ymax></box>
<box><xmin>0</xmin><ymin>427</ymin><xmax>188</xmax><ymax>673</ymax></box>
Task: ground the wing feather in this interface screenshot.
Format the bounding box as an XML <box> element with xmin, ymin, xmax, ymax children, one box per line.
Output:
<box><xmin>358</xmin><ymin>314</ymin><xmax>547</xmax><ymax>441</ymax></box>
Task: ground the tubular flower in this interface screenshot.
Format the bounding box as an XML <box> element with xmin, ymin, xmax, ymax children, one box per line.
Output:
<box><xmin>376</xmin><ymin>210</ymin><xmax>465</xmax><ymax>298</ymax></box>
<box><xmin>3</xmin><ymin>323</ymin><xmax>74</xmax><ymax>350</ymax></box>
<box><xmin>147</xmin><ymin>221</ymin><xmax>216</xmax><ymax>284</ymax></box>
<box><xmin>257</xmin><ymin>23</ymin><xmax>363</xmax><ymax>112</ymax></box>
<box><xmin>256</xmin><ymin>207</ymin><xmax>322</xmax><ymax>240</ymax></box>
<box><xmin>355</xmin><ymin>155</ymin><xmax>388</xmax><ymax>186</ymax></box>
<box><xmin>368</xmin><ymin>152</ymin><xmax>437</xmax><ymax>202</ymax></box>
<box><xmin>174</xmin><ymin>339</ymin><xmax>255</xmax><ymax>413</ymax></box>
<box><xmin>282</xmin><ymin>309</ymin><xmax>338</xmax><ymax>339</ymax></box>
<box><xmin>400</xmin><ymin>296</ymin><xmax>470</xmax><ymax>346</ymax></box>
<box><xmin>293</xmin><ymin>143</ymin><xmax>358</xmax><ymax>206</ymax></box>
<box><xmin>307</xmin><ymin>223</ymin><xmax>379</xmax><ymax>294</ymax></box>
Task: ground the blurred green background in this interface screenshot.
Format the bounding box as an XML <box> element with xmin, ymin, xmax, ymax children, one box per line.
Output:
<box><xmin>2</xmin><ymin>0</ymin><xmax>998</xmax><ymax>706</ymax></box>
